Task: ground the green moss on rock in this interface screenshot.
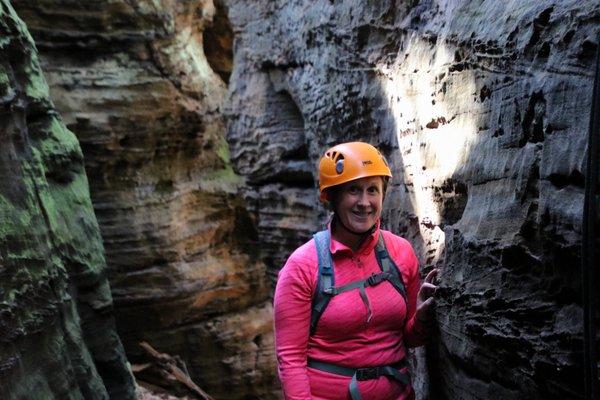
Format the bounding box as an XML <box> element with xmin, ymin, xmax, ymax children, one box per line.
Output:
<box><xmin>0</xmin><ymin>1</ymin><xmax>136</xmax><ymax>399</ymax></box>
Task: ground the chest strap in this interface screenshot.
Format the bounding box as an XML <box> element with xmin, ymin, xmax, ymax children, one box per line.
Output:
<box><xmin>310</xmin><ymin>230</ymin><xmax>407</xmax><ymax>335</ymax></box>
<box><xmin>307</xmin><ymin>358</ymin><xmax>409</xmax><ymax>400</ymax></box>
<box><xmin>324</xmin><ymin>271</ymin><xmax>395</xmax><ymax>325</ymax></box>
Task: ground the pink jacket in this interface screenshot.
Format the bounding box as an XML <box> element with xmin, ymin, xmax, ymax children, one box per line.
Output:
<box><xmin>274</xmin><ymin>227</ymin><xmax>425</xmax><ymax>400</ymax></box>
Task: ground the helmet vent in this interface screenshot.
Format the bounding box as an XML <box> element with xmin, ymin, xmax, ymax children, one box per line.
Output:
<box><xmin>326</xmin><ymin>151</ymin><xmax>345</xmax><ymax>174</ymax></box>
<box><xmin>335</xmin><ymin>159</ymin><xmax>344</xmax><ymax>174</ymax></box>
<box><xmin>327</xmin><ymin>151</ymin><xmax>344</xmax><ymax>163</ymax></box>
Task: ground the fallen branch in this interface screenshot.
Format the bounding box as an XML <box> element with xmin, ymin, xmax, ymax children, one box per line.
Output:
<box><xmin>133</xmin><ymin>341</ymin><xmax>215</xmax><ymax>400</ymax></box>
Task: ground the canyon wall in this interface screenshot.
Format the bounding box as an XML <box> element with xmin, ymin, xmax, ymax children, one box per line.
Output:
<box><xmin>11</xmin><ymin>0</ymin><xmax>278</xmax><ymax>398</ymax></box>
<box><xmin>0</xmin><ymin>1</ymin><xmax>136</xmax><ymax>398</ymax></box>
<box><xmin>5</xmin><ymin>0</ymin><xmax>599</xmax><ymax>398</ymax></box>
<box><xmin>225</xmin><ymin>0</ymin><xmax>599</xmax><ymax>399</ymax></box>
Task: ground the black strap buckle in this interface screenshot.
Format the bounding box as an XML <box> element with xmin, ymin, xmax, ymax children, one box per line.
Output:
<box><xmin>356</xmin><ymin>367</ymin><xmax>380</xmax><ymax>381</ymax></box>
<box><xmin>366</xmin><ymin>272</ymin><xmax>389</xmax><ymax>287</ymax></box>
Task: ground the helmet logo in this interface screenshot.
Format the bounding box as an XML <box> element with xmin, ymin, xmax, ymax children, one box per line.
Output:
<box><xmin>335</xmin><ymin>159</ymin><xmax>344</xmax><ymax>174</ymax></box>
<box><xmin>362</xmin><ymin>160</ymin><xmax>373</xmax><ymax>166</ymax></box>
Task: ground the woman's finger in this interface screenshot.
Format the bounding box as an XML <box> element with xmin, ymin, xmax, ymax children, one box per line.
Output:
<box><xmin>418</xmin><ymin>282</ymin><xmax>437</xmax><ymax>301</ymax></box>
<box><xmin>420</xmin><ymin>297</ymin><xmax>434</xmax><ymax>311</ymax></box>
<box><xmin>424</xmin><ymin>268</ymin><xmax>439</xmax><ymax>284</ymax></box>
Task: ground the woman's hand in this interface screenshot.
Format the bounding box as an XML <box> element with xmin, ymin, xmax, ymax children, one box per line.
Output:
<box><xmin>415</xmin><ymin>269</ymin><xmax>438</xmax><ymax>326</ymax></box>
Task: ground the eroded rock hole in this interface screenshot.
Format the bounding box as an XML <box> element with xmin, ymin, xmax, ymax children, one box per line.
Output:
<box><xmin>435</xmin><ymin>178</ymin><xmax>468</xmax><ymax>226</ymax></box>
<box><xmin>260</xmin><ymin>89</ymin><xmax>313</xmax><ymax>187</ymax></box>
<box><xmin>203</xmin><ymin>0</ymin><xmax>233</xmax><ymax>83</ymax></box>
<box><xmin>519</xmin><ymin>90</ymin><xmax>546</xmax><ymax>146</ymax></box>
<box><xmin>547</xmin><ymin>170</ymin><xmax>585</xmax><ymax>189</ymax></box>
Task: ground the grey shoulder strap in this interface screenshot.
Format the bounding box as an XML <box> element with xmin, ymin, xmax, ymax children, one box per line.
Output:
<box><xmin>310</xmin><ymin>230</ymin><xmax>334</xmax><ymax>335</ymax></box>
<box><xmin>375</xmin><ymin>233</ymin><xmax>407</xmax><ymax>303</ymax></box>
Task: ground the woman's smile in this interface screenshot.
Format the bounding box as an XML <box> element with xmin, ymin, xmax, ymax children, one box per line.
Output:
<box><xmin>345</xmin><ymin>208</ymin><xmax>377</xmax><ymax>229</ymax></box>
<box><xmin>351</xmin><ymin>210</ymin><xmax>373</xmax><ymax>219</ymax></box>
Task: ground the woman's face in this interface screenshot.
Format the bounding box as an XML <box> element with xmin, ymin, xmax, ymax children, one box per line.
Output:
<box><xmin>332</xmin><ymin>176</ymin><xmax>384</xmax><ymax>234</ymax></box>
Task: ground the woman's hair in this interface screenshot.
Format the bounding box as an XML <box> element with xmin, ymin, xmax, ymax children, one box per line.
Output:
<box><xmin>322</xmin><ymin>187</ymin><xmax>337</xmax><ymax>212</ymax></box>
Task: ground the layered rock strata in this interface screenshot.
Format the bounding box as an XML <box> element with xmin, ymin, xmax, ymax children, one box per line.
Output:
<box><xmin>11</xmin><ymin>0</ymin><xmax>277</xmax><ymax>399</ymax></box>
<box><xmin>226</xmin><ymin>69</ymin><xmax>321</xmax><ymax>286</ymax></box>
<box><xmin>225</xmin><ymin>1</ymin><xmax>599</xmax><ymax>399</ymax></box>
<box><xmin>0</xmin><ymin>1</ymin><xmax>135</xmax><ymax>398</ymax></box>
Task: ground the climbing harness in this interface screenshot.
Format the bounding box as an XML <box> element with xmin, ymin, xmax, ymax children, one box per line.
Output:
<box><xmin>307</xmin><ymin>358</ymin><xmax>410</xmax><ymax>400</ymax></box>
<box><xmin>309</xmin><ymin>229</ymin><xmax>410</xmax><ymax>400</ymax></box>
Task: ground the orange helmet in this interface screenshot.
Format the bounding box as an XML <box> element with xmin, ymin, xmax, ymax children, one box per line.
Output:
<box><xmin>318</xmin><ymin>141</ymin><xmax>392</xmax><ymax>202</ymax></box>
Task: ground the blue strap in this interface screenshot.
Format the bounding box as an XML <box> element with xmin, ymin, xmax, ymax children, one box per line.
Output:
<box><xmin>349</xmin><ymin>373</ymin><xmax>362</xmax><ymax>400</ymax></box>
<box><xmin>314</xmin><ymin>230</ymin><xmax>333</xmax><ymax>278</ymax></box>
<box><xmin>310</xmin><ymin>230</ymin><xmax>334</xmax><ymax>335</ymax></box>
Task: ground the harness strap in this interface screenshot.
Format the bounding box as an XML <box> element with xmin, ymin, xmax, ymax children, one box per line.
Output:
<box><xmin>323</xmin><ymin>271</ymin><xmax>394</xmax><ymax>324</ymax></box>
<box><xmin>307</xmin><ymin>359</ymin><xmax>409</xmax><ymax>400</ymax></box>
<box><xmin>325</xmin><ymin>271</ymin><xmax>394</xmax><ymax>295</ymax></box>
<box><xmin>311</xmin><ymin>231</ymin><xmax>334</xmax><ymax>335</ymax></box>
<box><xmin>376</xmin><ymin>234</ymin><xmax>407</xmax><ymax>299</ymax></box>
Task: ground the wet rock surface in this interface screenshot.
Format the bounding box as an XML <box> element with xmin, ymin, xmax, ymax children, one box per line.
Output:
<box><xmin>11</xmin><ymin>0</ymin><xmax>277</xmax><ymax>399</ymax></box>
<box><xmin>225</xmin><ymin>0</ymin><xmax>600</xmax><ymax>398</ymax></box>
<box><xmin>0</xmin><ymin>1</ymin><xmax>135</xmax><ymax>398</ymax></box>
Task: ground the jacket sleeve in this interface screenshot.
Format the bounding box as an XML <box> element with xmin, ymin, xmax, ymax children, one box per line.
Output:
<box><xmin>273</xmin><ymin>246</ymin><xmax>316</xmax><ymax>399</ymax></box>
<box><xmin>389</xmin><ymin>234</ymin><xmax>427</xmax><ymax>348</ymax></box>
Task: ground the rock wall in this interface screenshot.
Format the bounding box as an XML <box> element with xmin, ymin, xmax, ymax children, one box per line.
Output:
<box><xmin>225</xmin><ymin>0</ymin><xmax>599</xmax><ymax>399</ymax></box>
<box><xmin>0</xmin><ymin>1</ymin><xmax>135</xmax><ymax>399</ymax></box>
<box><xmin>11</xmin><ymin>0</ymin><xmax>278</xmax><ymax>399</ymax></box>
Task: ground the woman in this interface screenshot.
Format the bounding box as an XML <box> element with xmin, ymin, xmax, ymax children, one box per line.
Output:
<box><xmin>274</xmin><ymin>141</ymin><xmax>437</xmax><ymax>400</ymax></box>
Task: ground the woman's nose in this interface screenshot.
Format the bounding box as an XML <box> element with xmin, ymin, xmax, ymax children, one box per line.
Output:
<box><xmin>357</xmin><ymin>191</ymin><xmax>369</xmax><ymax>206</ymax></box>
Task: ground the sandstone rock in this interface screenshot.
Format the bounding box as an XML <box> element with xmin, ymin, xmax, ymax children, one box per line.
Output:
<box><xmin>0</xmin><ymin>1</ymin><xmax>135</xmax><ymax>398</ymax></box>
<box><xmin>225</xmin><ymin>62</ymin><xmax>324</xmax><ymax>287</ymax></box>
<box><xmin>225</xmin><ymin>0</ymin><xmax>599</xmax><ymax>398</ymax></box>
<box><xmin>11</xmin><ymin>0</ymin><xmax>277</xmax><ymax>398</ymax></box>
<box><xmin>139</xmin><ymin>302</ymin><xmax>279</xmax><ymax>399</ymax></box>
